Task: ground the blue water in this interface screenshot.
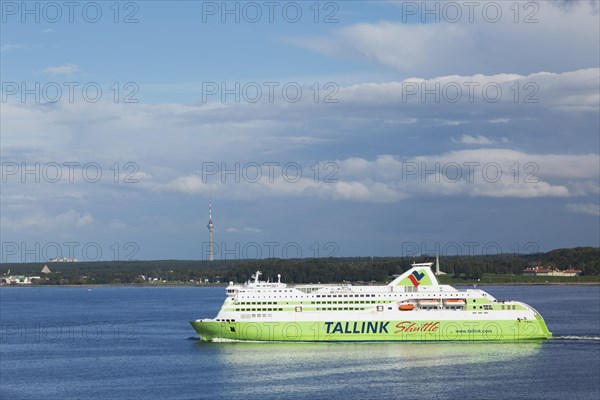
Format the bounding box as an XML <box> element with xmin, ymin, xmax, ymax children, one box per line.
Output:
<box><xmin>1</xmin><ymin>285</ymin><xmax>599</xmax><ymax>400</ymax></box>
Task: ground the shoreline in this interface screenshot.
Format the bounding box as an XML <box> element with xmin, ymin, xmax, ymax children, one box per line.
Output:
<box><xmin>2</xmin><ymin>282</ymin><xmax>598</xmax><ymax>288</ymax></box>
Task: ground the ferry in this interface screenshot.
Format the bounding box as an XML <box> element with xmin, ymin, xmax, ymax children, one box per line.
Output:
<box><xmin>190</xmin><ymin>262</ymin><xmax>552</xmax><ymax>341</ymax></box>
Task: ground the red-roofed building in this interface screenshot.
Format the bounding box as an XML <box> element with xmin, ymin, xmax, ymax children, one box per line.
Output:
<box><xmin>523</xmin><ymin>266</ymin><xmax>582</xmax><ymax>277</ymax></box>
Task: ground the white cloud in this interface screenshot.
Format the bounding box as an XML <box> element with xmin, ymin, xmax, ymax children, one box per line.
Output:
<box><xmin>335</xmin><ymin>69</ymin><xmax>599</xmax><ymax>112</ymax></box>
<box><xmin>0</xmin><ymin>44</ymin><xmax>24</xmax><ymax>52</ymax></box>
<box><xmin>0</xmin><ymin>194</ymin><xmax>37</xmax><ymax>202</ymax></box>
<box><xmin>139</xmin><ymin>148</ymin><xmax>596</xmax><ymax>202</ymax></box>
<box><xmin>1</xmin><ymin>69</ymin><xmax>596</xmax><ymax>159</ymax></box>
<box><xmin>1</xmin><ymin>68</ymin><xmax>597</xmax><ymax>206</ymax></box>
<box><xmin>437</xmin><ymin>120</ymin><xmax>468</xmax><ymax>127</ymax></box>
<box><xmin>468</xmin><ymin>181</ymin><xmax>569</xmax><ymax>198</ymax></box>
<box><xmin>565</xmin><ymin>203</ymin><xmax>600</xmax><ymax>217</ymax></box>
<box><xmin>411</xmin><ymin>149</ymin><xmax>600</xmax><ymax>182</ymax></box>
<box><xmin>1</xmin><ymin>209</ymin><xmax>94</xmax><ymax>229</ymax></box>
<box><xmin>452</xmin><ymin>134</ymin><xmax>507</xmax><ymax>145</ymax></box>
<box><xmin>288</xmin><ymin>2</ymin><xmax>599</xmax><ymax>77</ymax></box>
<box><xmin>151</xmin><ymin>175</ymin><xmax>219</xmax><ymax>194</ymax></box>
<box><xmin>455</xmin><ymin>134</ymin><xmax>497</xmax><ymax>145</ymax></box>
<box><xmin>569</xmin><ymin>180</ymin><xmax>600</xmax><ymax>196</ymax></box>
<box><xmin>226</xmin><ymin>227</ymin><xmax>262</xmax><ymax>234</ymax></box>
<box><xmin>43</xmin><ymin>63</ymin><xmax>79</xmax><ymax>76</ymax></box>
<box><xmin>335</xmin><ymin>149</ymin><xmax>599</xmax><ymax>200</ymax></box>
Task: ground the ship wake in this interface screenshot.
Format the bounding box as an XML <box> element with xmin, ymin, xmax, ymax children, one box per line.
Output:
<box><xmin>553</xmin><ymin>335</ymin><xmax>600</xmax><ymax>341</ymax></box>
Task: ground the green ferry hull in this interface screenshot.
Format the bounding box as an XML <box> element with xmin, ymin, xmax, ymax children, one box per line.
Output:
<box><xmin>191</xmin><ymin>266</ymin><xmax>553</xmax><ymax>343</ymax></box>
<box><xmin>191</xmin><ymin>316</ymin><xmax>552</xmax><ymax>342</ymax></box>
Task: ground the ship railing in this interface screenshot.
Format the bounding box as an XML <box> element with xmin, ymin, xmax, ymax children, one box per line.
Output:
<box><xmin>513</xmin><ymin>301</ymin><xmax>539</xmax><ymax>315</ymax></box>
<box><xmin>293</xmin><ymin>284</ymin><xmax>352</xmax><ymax>293</ymax></box>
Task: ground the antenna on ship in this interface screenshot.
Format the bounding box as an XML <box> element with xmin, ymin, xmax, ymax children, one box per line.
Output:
<box><xmin>207</xmin><ymin>198</ymin><xmax>214</xmax><ymax>262</ymax></box>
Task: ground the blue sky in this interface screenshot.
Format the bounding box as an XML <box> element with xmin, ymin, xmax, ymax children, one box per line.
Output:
<box><xmin>1</xmin><ymin>1</ymin><xmax>599</xmax><ymax>262</ymax></box>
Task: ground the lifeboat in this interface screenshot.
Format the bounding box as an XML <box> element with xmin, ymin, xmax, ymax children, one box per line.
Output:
<box><xmin>399</xmin><ymin>303</ymin><xmax>414</xmax><ymax>311</ymax></box>
<box><xmin>417</xmin><ymin>299</ymin><xmax>440</xmax><ymax>306</ymax></box>
<box><xmin>443</xmin><ymin>299</ymin><xmax>466</xmax><ymax>306</ymax></box>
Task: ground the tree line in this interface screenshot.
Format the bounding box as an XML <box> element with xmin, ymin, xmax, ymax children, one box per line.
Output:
<box><xmin>1</xmin><ymin>247</ymin><xmax>597</xmax><ymax>285</ymax></box>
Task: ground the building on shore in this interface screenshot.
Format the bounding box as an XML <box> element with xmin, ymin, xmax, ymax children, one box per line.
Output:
<box><xmin>1</xmin><ymin>275</ymin><xmax>41</xmax><ymax>285</ymax></box>
<box><xmin>523</xmin><ymin>266</ymin><xmax>582</xmax><ymax>277</ymax></box>
<box><xmin>49</xmin><ymin>257</ymin><xmax>78</xmax><ymax>262</ymax></box>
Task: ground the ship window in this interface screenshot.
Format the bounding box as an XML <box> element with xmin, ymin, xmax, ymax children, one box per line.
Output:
<box><xmin>377</xmin><ymin>305</ymin><xmax>384</xmax><ymax>312</ymax></box>
<box><xmin>295</xmin><ymin>306</ymin><xmax>302</xmax><ymax>312</ymax></box>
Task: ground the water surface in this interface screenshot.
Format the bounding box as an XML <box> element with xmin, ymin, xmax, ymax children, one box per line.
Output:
<box><xmin>1</xmin><ymin>285</ymin><xmax>598</xmax><ymax>399</ymax></box>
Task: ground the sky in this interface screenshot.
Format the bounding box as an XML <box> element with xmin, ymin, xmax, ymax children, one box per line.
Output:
<box><xmin>1</xmin><ymin>0</ymin><xmax>599</xmax><ymax>262</ymax></box>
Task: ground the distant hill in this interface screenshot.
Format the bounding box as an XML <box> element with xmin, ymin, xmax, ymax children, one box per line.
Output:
<box><xmin>1</xmin><ymin>247</ymin><xmax>598</xmax><ymax>285</ymax></box>
<box><xmin>535</xmin><ymin>247</ymin><xmax>600</xmax><ymax>270</ymax></box>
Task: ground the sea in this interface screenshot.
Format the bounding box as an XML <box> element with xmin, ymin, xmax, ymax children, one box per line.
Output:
<box><xmin>1</xmin><ymin>285</ymin><xmax>599</xmax><ymax>400</ymax></box>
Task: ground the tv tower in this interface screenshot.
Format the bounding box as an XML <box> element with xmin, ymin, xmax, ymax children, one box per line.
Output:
<box><xmin>207</xmin><ymin>199</ymin><xmax>214</xmax><ymax>261</ymax></box>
